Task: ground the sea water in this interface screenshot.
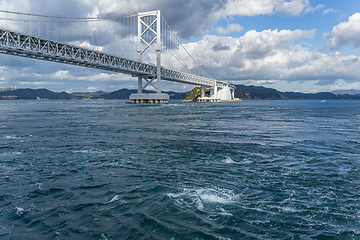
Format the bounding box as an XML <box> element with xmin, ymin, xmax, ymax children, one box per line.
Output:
<box><xmin>0</xmin><ymin>100</ymin><xmax>359</xmax><ymax>239</ymax></box>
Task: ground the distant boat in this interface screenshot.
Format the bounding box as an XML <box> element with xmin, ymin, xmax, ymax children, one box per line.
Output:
<box><xmin>321</xmin><ymin>100</ymin><xmax>326</xmax><ymax>102</ymax></box>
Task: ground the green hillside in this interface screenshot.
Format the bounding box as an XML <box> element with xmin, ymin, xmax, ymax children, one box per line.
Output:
<box><xmin>184</xmin><ymin>87</ymin><xmax>210</xmax><ymax>101</ymax></box>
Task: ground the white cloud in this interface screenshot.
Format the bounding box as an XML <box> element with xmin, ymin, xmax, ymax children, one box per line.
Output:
<box><xmin>276</xmin><ymin>0</ymin><xmax>310</xmax><ymax>15</ymax></box>
<box><xmin>54</xmin><ymin>70</ymin><xmax>69</xmax><ymax>79</ymax></box>
<box><xmin>326</xmin><ymin>12</ymin><xmax>360</xmax><ymax>49</ymax></box>
<box><xmin>275</xmin><ymin>0</ymin><xmax>324</xmax><ymax>15</ymax></box>
<box><xmin>300</xmin><ymin>80</ymin><xmax>360</xmax><ymax>93</ymax></box>
<box><xmin>220</xmin><ymin>0</ymin><xmax>324</xmax><ymax>18</ymax></box>
<box><xmin>216</xmin><ymin>23</ymin><xmax>244</xmax><ymax>35</ymax></box>
<box><xmin>327</xmin><ymin>80</ymin><xmax>360</xmax><ymax>92</ymax></box>
<box><xmin>237</xmin><ymin>29</ymin><xmax>316</xmax><ymax>59</ymax></box>
<box><xmin>231</xmin><ymin>79</ymin><xmax>280</xmax><ymax>85</ymax></box>
<box><xmin>19</xmin><ymin>81</ymin><xmax>56</xmax><ymax>86</ymax></box>
<box><xmin>183</xmin><ymin>29</ymin><xmax>360</xmax><ymax>84</ymax></box>
<box><xmin>305</xmin><ymin>3</ymin><xmax>325</xmax><ymax>14</ymax></box>
<box><xmin>78</xmin><ymin>72</ymin><xmax>130</xmax><ymax>82</ymax></box>
<box><xmin>220</xmin><ymin>0</ymin><xmax>275</xmax><ymax>17</ymax></box>
<box><xmin>323</xmin><ymin>8</ymin><xmax>338</xmax><ymax>15</ymax></box>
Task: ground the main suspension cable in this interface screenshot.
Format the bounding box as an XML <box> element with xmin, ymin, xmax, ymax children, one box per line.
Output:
<box><xmin>0</xmin><ymin>9</ymin><xmax>137</xmax><ymax>21</ymax></box>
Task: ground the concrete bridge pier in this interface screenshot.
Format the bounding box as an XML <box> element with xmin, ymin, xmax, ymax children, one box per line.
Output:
<box><xmin>129</xmin><ymin>92</ymin><xmax>169</xmax><ymax>104</ymax></box>
<box><xmin>128</xmin><ymin>75</ymin><xmax>169</xmax><ymax>104</ymax></box>
<box><xmin>217</xmin><ymin>85</ymin><xmax>231</xmax><ymax>100</ymax></box>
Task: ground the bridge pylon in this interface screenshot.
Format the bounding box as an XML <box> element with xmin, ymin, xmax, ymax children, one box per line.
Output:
<box><xmin>129</xmin><ymin>10</ymin><xmax>169</xmax><ymax>104</ymax></box>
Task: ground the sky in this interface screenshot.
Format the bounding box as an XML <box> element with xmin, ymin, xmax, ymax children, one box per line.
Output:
<box><xmin>1</xmin><ymin>0</ymin><xmax>360</xmax><ymax>93</ymax></box>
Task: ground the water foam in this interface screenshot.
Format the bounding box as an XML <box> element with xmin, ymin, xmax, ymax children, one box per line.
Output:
<box><xmin>73</xmin><ymin>149</ymin><xmax>112</xmax><ymax>155</ymax></box>
<box><xmin>35</xmin><ymin>182</ymin><xmax>42</xmax><ymax>190</ymax></box>
<box><xmin>241</xmin><ymin>158</ymin><xmax>253</xmax><ymax>164</ymax></box>
<box><xmin>223</xmin><ymin>156</ymin><xmax>237</xmax><ymax>164</ymax></box>
<box><xmin>168</xmin><ymin>188</ymin><xmax>239</xmax><ymax>211</ymax></box>
<box><xmin>108</xmin><ymin>195</ymin><xmax>120</xmax><ymax>203</ymax></box>
<box><xmin>100</xmin><ymin>234</ymin><xmax>109</xmax><ymax>240</ymax></box>
<box><xmin>15</xmin><ymin>207</ymin><xmax>24</xmax><ymax>216</ymax></box>
<box><xmin>107</xmin><ymin>195</ymin><xmax>125</xmax><ymax>204</ymax></box>
<box><xmin>198</xmin><ymin>189</ymin><xmax>233</xmax><ymax>204</ymax></box>
<box><xmin>219</xmin><ymin>208</ymin><xmax>233</xmax><ymax>216</ymax></box>
<box><xmin>223</xmin><ymin>156</ymin><xmax>253</xmax><ymax>164</ymax></box>
<box><xmin>4</xmin><ymin>135</ymin><xmax>20</xmax><ymax>140</ymax></box>
<box><xmin>1</xmin><ymin>151</ymin><xmax>22</xmax><ymax>156</ymax></box>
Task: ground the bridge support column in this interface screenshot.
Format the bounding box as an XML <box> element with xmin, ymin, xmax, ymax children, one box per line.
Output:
<box><xmin>214</xmin><ymin>84</ymin><xmax>218</xmax><ymax>98</ymax></box>
<box><xmin>138</xmin><ymin>77</ymin><xmax>142</xmax><ymax>93</ymax></box>
<box><xmin>156</xmin><ymin>10</ymin><xmax>162</xmax><ymax>94</ymax></box>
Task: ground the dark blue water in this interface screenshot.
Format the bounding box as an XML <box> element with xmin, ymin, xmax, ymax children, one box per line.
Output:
<box><xmin>0</xmin><ymin>100</ymin><xmax>359</xmax><ymax>239</ymax></box>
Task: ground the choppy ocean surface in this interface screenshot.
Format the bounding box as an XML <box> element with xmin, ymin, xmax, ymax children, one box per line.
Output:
<box><xmin>0</xmin><ymin>100</ymin><xmax>359</xmax><ymax>239</ymax></box>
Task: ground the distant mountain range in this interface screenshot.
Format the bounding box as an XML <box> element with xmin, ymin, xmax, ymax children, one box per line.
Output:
<box><xmin>233</xmin><ymin>85</ymin><xmax>360</xmax><ymax>100</ymax></box>
<box><xmin>1</xmin><ymin>85</ymin><xmax>360</xmax><ymax>100</ymax></box>
<box><xmin>0</xmin><ymin>88</ymin><xmax>75</xmax><ymax>100</ymax></box>
<box><xmin>0</xmin><ymin>88</ymin><xmax>188</xmax><ymax>100</ymax></box>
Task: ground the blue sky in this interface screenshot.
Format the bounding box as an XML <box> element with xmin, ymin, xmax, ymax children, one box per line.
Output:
<box><xmin>1</xmin><ymin>0</ymin><xmax>360</xmax><ymax>93</ymax></box>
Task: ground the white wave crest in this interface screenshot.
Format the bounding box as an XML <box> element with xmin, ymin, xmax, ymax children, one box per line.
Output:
<box><xmin>100</xmin><ymin>233</ymin><xmax>109</xmax><ymax>240</ymax></box>
<box><xmin>15</xmin><ymin>207</ymin><xmax>24</xmax><ymax>216</ymax></box>
<box><xmin>4</xmin><ymin>135</ymin><xmax>20</xmax><ymax>140</ymax></box>
<box><xmin>107</xmin><ymin>195</ymin><xmax>124</xmax><ymax>204</ymax></box>
<box><xmin>223</xmin><ymin>156</ymin><xmax>236</xmax><ymax>164</ymax></box>
<box><xmin>1</xmin><ymin>151</ymin><xmax>22</xmax><ymax>156</ymax></box>
<box><xmin>167</xmin><ymin>187</ymin><xmax>239</xmax><ymax>212</ymax></box>
<box><xmin>223</xmin><ymin>156</ymin><xmax>253</xmax><ymax>164</ymax></box>
<box><xmin>73</xmin><ymin>149</ymin><xmax>112</xmax><ymax>155</ymax></box>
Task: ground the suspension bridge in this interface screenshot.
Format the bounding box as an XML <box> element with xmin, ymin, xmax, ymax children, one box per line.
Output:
<box><xmin>0</xmin><ymin>10</ymin><xmax>235</xmax><ymax>103</ymax></box>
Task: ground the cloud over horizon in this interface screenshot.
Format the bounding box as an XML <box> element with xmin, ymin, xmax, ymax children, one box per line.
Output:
<box><xmin>183</xmin><ymin>28</ymin><xmax>360</xmax><ymax>84</ymax></box>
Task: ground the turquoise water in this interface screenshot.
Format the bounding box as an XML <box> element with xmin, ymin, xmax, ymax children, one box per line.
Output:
<box><xmin>0</xmin><ymin>100</ymin><xmax>359</xmax><ymax>239</ymax></box>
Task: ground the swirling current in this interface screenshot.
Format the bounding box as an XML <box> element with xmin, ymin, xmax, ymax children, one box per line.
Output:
<box><xmin>0</xmin><ymin>100</ymin><xmax>359</xmax><ymax>239</ymax></box>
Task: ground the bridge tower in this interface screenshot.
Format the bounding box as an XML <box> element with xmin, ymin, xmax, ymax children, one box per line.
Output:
<box><xmin>129</xmin><ymin>10</ymin><xmax>169</xmax><ymax>104</ymax></box>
